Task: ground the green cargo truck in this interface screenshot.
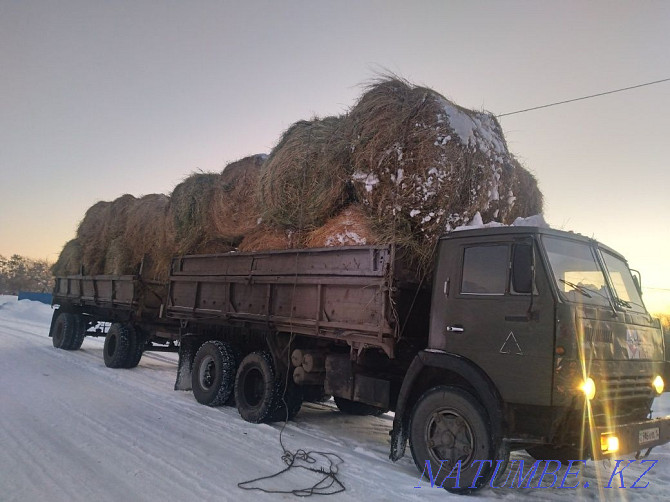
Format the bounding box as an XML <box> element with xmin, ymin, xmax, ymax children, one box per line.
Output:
<box><xmin>50</xmin><ymin>226</ymin><xmax>670</xmax><ymax>492</ymax></box>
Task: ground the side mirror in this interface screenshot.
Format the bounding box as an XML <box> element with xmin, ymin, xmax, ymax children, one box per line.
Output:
<box><xmin>512</xmin><ymin>244</ymin><xmax>533</xmax><ymax>294</ymax></box>
<box><xmin>631</xmin><ymin>269</ymin><xmax>642</xmax><ymax>296</ymax></box>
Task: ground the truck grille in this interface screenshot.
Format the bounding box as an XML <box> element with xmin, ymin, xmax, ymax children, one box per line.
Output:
<box><xmin>598</xmin><ymin>375</ymin><xmax>654</xmax><ymax>401</ymax></box>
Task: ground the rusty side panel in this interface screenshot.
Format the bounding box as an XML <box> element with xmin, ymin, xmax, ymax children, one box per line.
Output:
<box><xmin>54</xmin><ymin>275</ymin><xmax>138</xmax><ymax>307</ymax></box>
<box><xmin>166</xmin><ymin>246</ymin><xmax>420</xmax><ymax>358</ymax></box>
<box><xmin>52</xmin><ymin>276</ymin><xmax>166</xmax><ymax>319</ymax></box>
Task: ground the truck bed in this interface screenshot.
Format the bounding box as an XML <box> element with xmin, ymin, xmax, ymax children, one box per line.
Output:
<box><xmin>166</xmin><ymin>245</ymin><xmax>428</xmax><ymax>358</ymax></box>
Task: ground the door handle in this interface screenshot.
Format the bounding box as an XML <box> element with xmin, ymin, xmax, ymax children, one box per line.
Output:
<box><xmin>446</xmin><ymin>325</ymin><xmax>464</xmax><ymax>333</ymax></box>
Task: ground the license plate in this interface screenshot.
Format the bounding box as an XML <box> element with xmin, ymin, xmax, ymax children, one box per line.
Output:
<box><xmin>639</xmin><ymin>427</ymin><xmax>660</xmax><ymax>445</ymax></box>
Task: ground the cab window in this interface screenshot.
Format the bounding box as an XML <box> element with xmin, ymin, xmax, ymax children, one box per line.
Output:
<box><xmin>461</xmin><ymin>245</ymin><xmax>508</xmax><ymax>295</ymax></box>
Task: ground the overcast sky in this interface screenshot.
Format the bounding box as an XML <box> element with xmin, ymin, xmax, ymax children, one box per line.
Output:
<box><xmin>1</xmin><ymin>1</ymin><xmax>669</xmax><ymax>312</ymax></box>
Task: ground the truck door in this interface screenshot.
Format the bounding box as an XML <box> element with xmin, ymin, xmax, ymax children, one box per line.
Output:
<box><xmin>430</xmin><ymin>237</ymin><xmax>555</xmax><ymax>406</ymax></box>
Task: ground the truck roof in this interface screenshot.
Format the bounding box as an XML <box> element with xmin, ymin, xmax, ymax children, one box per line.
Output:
<box><xmin>442</xmin><ymin>226</ymin><xmax>625</xmax><ymax>262</ymax></box>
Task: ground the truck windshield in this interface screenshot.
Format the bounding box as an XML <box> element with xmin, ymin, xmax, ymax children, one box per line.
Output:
<box><xmin>542</xmin><ymin>236</ymin><xmax>612</xmax><ymax>308</ymax></box>
<box><xmin>600</xmin><ymin>250</ymin><xmax>646</xmax><ymax>313</ymax></box>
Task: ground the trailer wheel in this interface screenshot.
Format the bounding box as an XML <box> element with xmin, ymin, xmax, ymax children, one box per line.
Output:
<box><xmin>192</xmin><ymin>340</ymin><xmax>237</xmax><ymax>406</ymax></box>
<box><xmin>69</xmin><ymin>315</ymin><xmax>88</xmax><ymax>351</ymax></box>
<box><xmin>235</xmin><ymin>351</ymin><xmax>280</xmax><ymax>423</ymax></box>
<box><xmin>124</xmin><ymin>325</ymin><xmax>145</xmax><ymax>368</ymax></box>
<box><xmin>409</xmin><ymin>386</ymin><xmax>500</xmax><ymax>493</ymax></box>
<box><xmin>51</xmin><ymin>312</ymin><xmax>79</xmax><ymax>350</ymax></box>
<box><xmin>334</xmin><ymin>396</ymin><xmax>387</xmax><ymax>416</ymax></box>
<box><xmin>104</xmin><ymin>323</ymin><xmax>132</xmax><ymax>368</ymax></box>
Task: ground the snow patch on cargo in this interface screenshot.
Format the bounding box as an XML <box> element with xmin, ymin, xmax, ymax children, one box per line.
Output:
<box><xmin>453</xmin><ymin>212</ymin><xmax>549</xmax><ymax>231</ymax></box>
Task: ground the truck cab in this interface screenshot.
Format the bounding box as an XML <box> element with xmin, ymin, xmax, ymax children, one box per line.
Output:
<box><xmin>392</xmin><ymin>226</ymin><xmax>669</xmax><ymax>491</ymax></box>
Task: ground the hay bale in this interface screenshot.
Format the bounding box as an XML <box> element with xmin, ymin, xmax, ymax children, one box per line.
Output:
<box><xmin>104</xmin><ymin>237</ymin><xmax>132</xmax><ymax>275</ymax></box>
<box><xmin>258</xmin><ymin>116</ymin><xmax>352</xmax><ymax>232</ymax></box>
<box><xmin>238</xmin><ymin>224</ymin><xmax>298</xmax><ymax>252</ymax></box>
<box><xmin>170</xmin><ymin>172</ymin><xmax>227</xmax><ymax>254</ymax></box>
<box><xmin>347</xmin><ymin>77</ymin><xmax>522</xmax><ymax>272</ymax></box>
<box><xmin>210</xmin><ymin>154</ymin><xmax>266</xmax><ymax>240</ymax></box>
<box><xmin>76</xmin><ymin>194</ymin><xmax>137</xmax><ymax>275</ymax></box>
<box><xmin>123</xmin><ymin>193</ymin><xmax>176</xmax><ymax>281</ymax></box>
<box><xmin>505</xmin><ymin>158</ymin><xmax>543</xmax><ymax>222</ymax></box>
<box><xmin>305</xmin><ymin>205</ymin><xmax>378</xmax><ymax>248</ymax></box>
<box><xmin>51</xmin><ymin>239</ymin><xmax>82</xmax><ymax>276</ymax></box>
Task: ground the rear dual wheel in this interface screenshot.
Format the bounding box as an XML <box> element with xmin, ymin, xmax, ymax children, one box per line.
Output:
<box><xmin>234</xmin><ymin>351</ymin><xmax>302</xmax><ymax>423</ymax></box>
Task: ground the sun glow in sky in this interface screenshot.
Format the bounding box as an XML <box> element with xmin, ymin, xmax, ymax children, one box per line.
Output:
<box><xmin>1</xmin><ymin>1</ymin><xmax>669</xmax><ymax>313</ymax></box>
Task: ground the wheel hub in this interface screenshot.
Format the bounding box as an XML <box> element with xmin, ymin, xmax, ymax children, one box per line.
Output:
<box><xmin>199</xmin><ymin>355</ymin><xmax>216</xmax><ymax>389</ymax></box>
<box><xmin>427</xmin><ymin>410</ymin><xmax>474</xmax><ymax>464</ymax></box>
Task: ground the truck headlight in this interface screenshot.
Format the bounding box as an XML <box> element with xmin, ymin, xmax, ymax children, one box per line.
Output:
<box><xmin>581</xmin><ymin>377</ymin><xmax>596</xmax><ymax>400</ymax></box>
<box><xmin>653</xmin><ymin>375</ymin><xmax>664</xmax><ymax>394</ymax></box>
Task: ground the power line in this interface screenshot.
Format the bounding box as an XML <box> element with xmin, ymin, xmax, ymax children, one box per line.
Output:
<box><xmin>497</xmin><ymin>78</ymin><xmax>670</xmax><ymax>117</ymax></box>
<box><xmin>644</xmin><ymin>286</ymin><xmax>670</xmax><ymax>292</ymax></box>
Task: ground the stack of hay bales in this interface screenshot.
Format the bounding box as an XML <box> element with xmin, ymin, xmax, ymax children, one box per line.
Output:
<box><xmin>255</xmin><ymin>77</ymin><xmax>542</xmax><ymax>272</ymax></box>
<box><xmin>52</xmin><ymin>78</ymin><xmax>543</xmax><ymax>281</ymax></box>
<box><xmin>52</xmin><ymin>154</ymin><xmax>268</xmax><ymax>280</ymax></box>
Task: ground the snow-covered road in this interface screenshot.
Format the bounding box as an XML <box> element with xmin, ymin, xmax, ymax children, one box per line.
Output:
<box><xmin>1</xmin><ymin>296</ymin><xmax>669</xmax><ymax>501</ymax></box>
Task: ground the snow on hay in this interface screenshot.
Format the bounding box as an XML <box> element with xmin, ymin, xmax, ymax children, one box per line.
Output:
<box><xmin>346</xmin><ymin>77</ymin><xmax>542</xmax><ymax>273</ymax></box>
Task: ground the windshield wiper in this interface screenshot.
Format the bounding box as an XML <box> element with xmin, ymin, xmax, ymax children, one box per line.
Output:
<box><xmin>559</xmin><ymin>279</ymin><xmax>592</xmax><ymax>298</ymax></box>
<box><xmin>560</xmin><ymin>279</ymin><xmax>619</xmax><ymax>317</ymax></box>
<box><xmin>614</xmin><ymin>297</ymin><xmax>646</xmax><ymax>311</ymax></box>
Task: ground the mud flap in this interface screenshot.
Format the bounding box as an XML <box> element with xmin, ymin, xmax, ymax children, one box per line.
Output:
<box><xmin>174</xmin><ymin>336</ymin><xmax>199</xmax><ymax>391</ymax></box>
<box><xmin>389</xmin><ymin>421</ymin><xmax>408</xmax><ymax>461</ymax></box>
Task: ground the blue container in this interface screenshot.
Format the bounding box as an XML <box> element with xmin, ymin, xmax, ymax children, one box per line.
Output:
<box><xmin>17</xmin><ymin>291</ymin><xmax>53</xmax><ymax>305</ymax></box>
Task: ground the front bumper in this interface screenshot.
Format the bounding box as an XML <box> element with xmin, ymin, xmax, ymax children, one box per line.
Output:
<box><xmin>593</xmin><ymin>415</ymin><xmax>670</xmax><ymax>459</ymax></box>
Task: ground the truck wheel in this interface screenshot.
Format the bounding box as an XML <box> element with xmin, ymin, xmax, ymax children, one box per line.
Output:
<box><xmin>409</xmin><ymin>386</ymin><xmax>497</xmax><ymax>493</ymax></box>
<box><xmin>526</xmin><ymin>444</ymin><xmax>586</xmax><ymax>464</ymax></box>
<box><xmin>235</xmin><ymin>351</ymin><xmax>280</xmax><ymax>423</ymax></box>
<box><xmin>334</xmin><ymin>396</ymin><xmax>387</xmax><ymax>416</ymax></box>
<box><xmin>192</xmin><ymin>340</ymin><xmax>237</xmax><ymax>406</ymax></box>
<box><xmin>51</xmin><ymin>312</ymin><xmax>79</xmax><ymax>350</ymax></box>
<box><xmin>104</xmin><ymin>323</ymin><xmax>132</xmax><ymax>368</ymax></box>
<box><xmin>124</xmin><ymin>325</ymin><xmax>145</xmax><ymax>368</ymax></box>
<box><xmin>271</xmin><ymin>382</ymin><xmax>303</xmax><ymax>422</ymax></box>
<box><xmin>69</xmin><ymin>315</ymin><xmax>88</xmax><ymax>351</ymax></box>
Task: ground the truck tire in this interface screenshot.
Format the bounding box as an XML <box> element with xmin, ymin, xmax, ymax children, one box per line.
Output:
<box><xmin>104</xmin><ymin>323</ymin><xmax>132</xmax><ymax>368</ymax></box>
<box><xmin>192</xmin><ymin>340</ymin><xmax>237</xmax><ymax>406</ymax></box>
<box><xmin>271</xmin><ymin>381</ymin><xmax>303</xmax><ymax>422</ymax></box>
<box><xmin>51</xmin><ymin>312</ymin><xmax>80</xmax><ymax>350</ymax></box>
<box><xmin>124</xmin><ymin>325</ymin><xmax>145</xmax><ymax>368</ymax></box>
<box><xmin>334</xmin><ymin>396</ymin><xmax>387</xmax><ymax>416</ymax></box>
<box><xmin>69</xmin><ymin>315</ymin><xmax>88</xmax><ymax>351</ymax></box>
<box><xmin>409</xmin><ymin>386</ymin><xmax>497</xmax><ymax>493</ymax></box>
<box><xmin>235</xmin><ymin>351</ymin><xmax>280</xmax><ymax>423</ymax></box>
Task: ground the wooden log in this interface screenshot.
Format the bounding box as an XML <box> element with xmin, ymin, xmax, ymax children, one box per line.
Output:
<box><xmin>293</xmin><ymin>366</ymin><xmax>325</xmax><ymax>386</ymax></box>
<box><xmin>291</xmin><ymin>349</ymin><xmax>304</xmax><ymax>367</ymax></box>
<box><xmin>302</xmin><ymin>352</ymin><xmax>326</xmax><ymax>373</ymax></box>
